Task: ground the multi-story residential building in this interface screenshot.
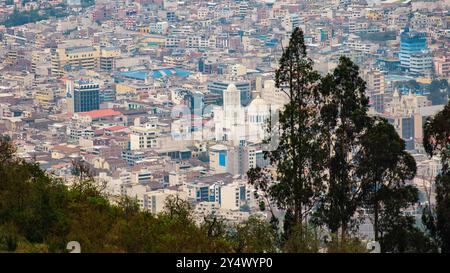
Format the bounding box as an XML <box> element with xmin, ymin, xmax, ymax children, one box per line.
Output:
<box><xmin>131</xmin><ymin>169</ymin><xmax>153</xmax><ymax>184</ymax></box>
<box><xmin>281</xmin><ymin>13</ymin><xmax>301</xmax><ymax>32</ymax></box>
<box><xmin>100</xmin><ymin>47</ymin><xmax>120</xmax><ymax>71</ymax></box>
<box><xmin>129</xmin><ymin>117</ymin><xmax>160</xmax><ymax>150</ymax></box>
<box><xmin>68</xmin><ymin>126</ymin><xmax>95</xmax><ymax>144</ymax></box>
<box><xmin>143</xmin><ymin>189</ymin><xmax>187</xmax><ymax>213</ymax></box>
<box><xmin>165</xmin><ymin>35</ymin><xmax>181</xmax><ymax>47</ymax></box>
<box><xmin>163</xmin><ymin>52</ymin><xmax>186</xmax><ymax>67</ymax></box>
<box><xmin>34</xmin><ymin>87</ymin><xmax>63</xmax><ymax>109</ymax></box>
<box><xmin>363</xmin><ymin>69</ymin><xmax>385</xmax><ymax>97</ymax></box>
<box><xmin>166</xmin><ymin>10</ymin><xmax>177</xmax><ymax>22</ymax></box>
<box><xmin>99</xmin><ymin>89</ymin><xmax>116</xmax><ymax>104</ymax></box>
<box><xmin>31</xmin><ymin>50</ymin><xmax>49</xmax><ymax>73</ymax></box>
<box><xmin>197</xmin><ymin>7</ymin><xmax>209</xmax><ymax>19</ymax></box>
<box><xmin>434</xmin><ymin>54</ymin><xmax>450</xmax><ymax>78</ymax></box>
<box><xmin>140</xmin><ymin>21</ymin><xmax>169</xmax><ymax>34</ymax></box>
<box><xmin>122</xmin><ymin>150</ymin><xmax>146</xmax><ymax>166</ymax></box>
<box><xmin>343</xmin><ymin>36</ymin><xmax>379</xmax><ymax>55</ymax></box>
<box><xmin>151</xmin><ymin>21</ymin><xmax>169</xmax><ymax>34</ymax></box>
<box><xmin>187</xmin><ymin>35</ymin><xmax>210</xmax><ymax>49</ymax></box>
<box><xmin>409</xmin><ymin>51</ymin><xmax>433</xmax><ymax>76</ymax></box>
<box><xmin>220</xmin><ymin>181</ymin><xmax>252</xmax><ymax>211</ymax></box>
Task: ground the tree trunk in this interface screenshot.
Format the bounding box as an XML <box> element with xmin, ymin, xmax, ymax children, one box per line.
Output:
<box><xmin>374</xmin><ymin>199</ymin><xmax>379</xmax><ymax>242</ymax></box>
<box><xmin>294</xmin><ymin>201</ymin><xmax>303</xmax><ymax>242</ymax></box>
<box><xmin>341</xmin><ymin>223</ymin><xmax>346</xmax><ymax>244</ymax></box>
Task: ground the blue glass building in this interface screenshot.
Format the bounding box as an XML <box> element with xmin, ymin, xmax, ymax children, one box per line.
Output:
<box><xmin>70</xmin><ymin>80</ymin><xmax>100</xmax><ymax>113</ymax></box>
<box><xmin>399</xmin><ymin>28</ymin><xmax>427</xmax><ymax>71</ymax></box>
<box><xmin>207</xmin><ymin>81</ymin><xmax>251</xmax><ymax>106</ymax></box>
<box><xmin>186</xmin><ymin>91</ymin><xmax>205</xmax><ymax>117</ymax></box>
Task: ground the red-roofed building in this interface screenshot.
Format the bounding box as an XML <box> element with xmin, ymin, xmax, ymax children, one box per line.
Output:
<box><xmin>106</xmin><ymin>125</ymin><xmax>128</xmax><ymax>131</ymax></box>
<box><xmin>78</xmin><ymin>109</ymin><xmax>122</xmax><ymax>119</ymax></box>
<box><xmin>77</xmin><ymin>109</ymin><xmax>120</xmax><ymax>118</ymax></box>
<box><xmin>73</xmin><ymin>109</ymin><xmax>124</xmax><ymax>124</ymax></box>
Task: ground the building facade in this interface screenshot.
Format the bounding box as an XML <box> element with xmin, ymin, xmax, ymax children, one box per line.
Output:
<box><xmin>67</xmin><ymin>80</ymin><xmax>100</xmax><ymax>113</ymax></box>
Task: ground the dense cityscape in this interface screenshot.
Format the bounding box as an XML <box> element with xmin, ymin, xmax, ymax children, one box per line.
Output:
<box><xmin>0</xmin><ymin>0</ymin><xmax>450</xmax><ymax>254</ymax></box>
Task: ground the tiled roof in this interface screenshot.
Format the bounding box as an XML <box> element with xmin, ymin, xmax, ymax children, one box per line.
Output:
<box><xmin>105</xmin><ymin>125</ymin><xmax>128</xmax><ymax>131</ymax></box>
<box><xmin>78</xmin><ymin>109</ymin><xmax>122</xmax><ymax>119</ymax></box>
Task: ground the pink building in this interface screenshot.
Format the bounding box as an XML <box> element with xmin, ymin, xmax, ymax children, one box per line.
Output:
<box><xmin>434</xmin><ymin>54</ymin><xmax>450</xmax><ymax>78</ymax></box>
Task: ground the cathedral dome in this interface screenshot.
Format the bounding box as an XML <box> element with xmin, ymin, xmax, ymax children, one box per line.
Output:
<box><xmin>248</xmin><ymin>95</ymin><xmax>270</xmax><ymax>125</ymax></box>
<box><xmin>248</xmin><ymin>95</ymin><xmax>268</xmax><ymax>108</ymax></box>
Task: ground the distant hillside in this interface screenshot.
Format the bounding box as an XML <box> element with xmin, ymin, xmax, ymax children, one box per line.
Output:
<box><xmin>0</xmin><ymin>0</ymin><xmax>97</xmax><ymax>28</ymax></box>
<box><xmin>1</xmin><ymin>6</ymin><xmax>69</xmax><ymax>27</ymax></box>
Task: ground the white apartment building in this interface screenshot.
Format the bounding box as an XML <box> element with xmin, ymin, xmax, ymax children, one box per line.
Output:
<box><xmin>343</xmin><ymin>38</ymin><xmax>378</xmax><ymax>54</ymax></box>
<box><xmin>129</xmin><ymin>118</ymin><xmax>160</xmax><ymax>150</ymax></box>
<box><xmin>186</xmin><ymin>35</ymin><xmax>210</xmax><ymax>49</ymax></box>
<box><xmin>145</xmin><ymin>189</ymin><xmax>187</xmax><ymax>214</ymax></box>
<box><xmin>149</xmin><ymin>22</ymin><xmax>169</xmax><ymax>34</ymax></box>
<box><xmin>220</xmin><ymin>181</ymin><xmax>253</xmax><ymax>211</ymax></box>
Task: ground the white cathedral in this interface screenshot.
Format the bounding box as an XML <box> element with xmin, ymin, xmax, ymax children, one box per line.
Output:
<box><xmin>213</xmin><ymin>81</ymin><xmax>286</xmax><ymax>146</ymax></box>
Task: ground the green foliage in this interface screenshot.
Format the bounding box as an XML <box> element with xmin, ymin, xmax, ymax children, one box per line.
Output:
<box><xmin>423</xmin><ymin>101</ymin><xmax>450</xmax><ymax>252</ymax></box>
<box><xmin>282</xmin><ymin>223</ymin><xmax>320</xmax><ymax>253</ymax></box>
<box><xmin>355</xmin><ymin>118</ymin><xmax>417</xmax><ymax>243</ymax></box>
<box><xmin>377</xmin><ymin>186</ymin><xmax>437</xmax><ymax>252</ymax></box>
<box><xmin>249</xmin><ymin>27</ymin><xmax>326</xmax><ymax>230</ymax></box>
<box><xmin>81</xmin><ymin>0</ymin><xmax>96</xmax><ymax>8</ymax></box>
<box><xmin>380</xmin><ymin>220</ymin><xmax>437</xmax><ymax>253</ymax></box>
<box><xmin>0</xmin><ymin>138</ymin><xmax>285</xmax><ymax>252</ymax></box>
<box><xmin>282</xmin><ymin>209</ymin><xmax>295</xmax><ymax>242</ymax></box>
<box><xmin>314</xmin><ymin>56</ymin><xmax>371</xmax><ymax>238</ymax></box>
<box><xmin>0</xmin><ymin>135</ymin><xmax>14</xmax><ymax>164</ymax></box>
<box><xmin>248</xmin><ymin>28</ymin><xmax>430</xmax><ymax>253</ymax></box>
<box><xmin>228</xmin><ymin>215</ymin><xmax>279</xmax><ymax>253</ymax></box>
<box><xmin>247</xmin><ymin>167</ymin><xmax>277</xmax><ymax>220</ymax></box>
<box><xmin>325</xmin><ymin>233</ymin><xmax>367</xmax><ymax>253</ymax></box>
<box><xmin>0</xmin><ymin>140</ymin><xmax>70</xmax><ymax>250</ymax></box>
<box><xmin>117</xmin><ymin>197</ymin><xmax>232</xmax><ymax>253</ymax></box>
<box><xmin>0</xmin><ymin>223</ymin><xmax>19</xmax><ymax>252</ymax></box>
<box><xmin>240</xmin><ymin>204</ymin><xmax>250</xmax><ymax>212</ymax></box>
<box><xmin>427</xmin><ymin>79</ymin><xmax>449</xmax><ymax>106</ymax></box>
<box><xmin>1</xmin><ymin>5</ymin><xmax>69</xmax><ymax>27</ymax></box>
<box><xmin>0</xmin><ymin>26</ymin><xmax>440</xmax><ymax>252</ymax></box>
<box><xmin>2</xmin><ymin>9</ymin><xmax>44</xmax><ymax>27</ymax></box>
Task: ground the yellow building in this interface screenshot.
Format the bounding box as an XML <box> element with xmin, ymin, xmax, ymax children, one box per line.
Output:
<box><xmin>34</xmin><ymin>33</ymin><xmax>46</xmax><ymax>49</ymax></box>
<box><xmin>34</xmin><ymin>87</ymin><xmax>64</xmax><ymax>109</ymax></box>
<box><xmin>51</xmin><ymin>46</ymin><xmax>121</xmax><ymax>77</ymax></box>
<box><xmin>51</xmin><ymin>46</ymin><xmax>101</xmax><ymax>77</ymax></box>
<box><xmin>2</xmin><ymin>71</ymin><xmax>34</xmax><ymax>86</ymax></box>
<box><xmin>363</xmin><ymin>69</ymin><xmax>385</xmax><ymax>96</ymax></box>
<box><xmin>3</xmin><ymin>49</ymin><xmax>18</xmax><ymax>65</ymax></box>
<box><xmin>143</xmin><ymin>36</ymin><xmax>165</xmax><ymax>46</ymax></box>
<box><xmin>139</xmin><ymin>26</ymin><xmax>150</xmax><ymax>33</ymax></box>
<box><xmin>115</xmin><ymin>83</ymin><xmax>138</xmax><ymax>94</ymax></box>
<box><xmin>100</xmin><ymin>47</ymin><xmax>121</xmax><ymax>71</ymax></box>
<box><xmin>31</xmin><ymin>50</ymin><xmax>48</xmax><ymax>72</ymax></box>
<box><xmin>367</xmin><ymin>10</ymin><xmax>382</xmax><ymax>20</ymax></box>
<box><xmin>416</xmin><ymin>77</ymin><xmax>432</xmax><ymax>85</ymax></box>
